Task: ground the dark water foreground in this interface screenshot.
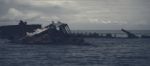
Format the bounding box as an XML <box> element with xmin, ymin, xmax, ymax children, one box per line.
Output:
<box><xmin>0</xmin><ymin>38</ymin><xmax>150</xmax><ymax>66</ymax></box>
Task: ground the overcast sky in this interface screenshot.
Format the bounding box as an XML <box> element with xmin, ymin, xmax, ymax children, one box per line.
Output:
<box><xmin>0</xmin><ymin>0</ymin><xmax>150</xmax><ymax>30</ymax></box>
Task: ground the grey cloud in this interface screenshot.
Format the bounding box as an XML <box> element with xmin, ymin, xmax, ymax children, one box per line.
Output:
<box><xmin>0</xmin><ymin>0</ymin><xmax>150</xmax><ymax>30</ymax></box>
<box><xmin>0</xmin><ymin>0</ymin><xmax>79</xmax><ymax>23</ymax></box>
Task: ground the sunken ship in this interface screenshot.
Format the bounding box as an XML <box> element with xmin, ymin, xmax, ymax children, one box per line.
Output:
<box><xmin>0</xmin><ymin>20</ymin><xmax>86</xmax><ymax>45</ymax></box>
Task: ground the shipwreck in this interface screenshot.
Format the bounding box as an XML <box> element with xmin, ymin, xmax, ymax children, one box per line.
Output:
<box><xmin>0</xmin><ymin>20</ymin><xmax>87</xmax><ymax>45</ymax></box>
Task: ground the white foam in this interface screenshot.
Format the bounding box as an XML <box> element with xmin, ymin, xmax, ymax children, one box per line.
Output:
<box><xmin>26</xmin><ymin>28</ymin><xmax>48</xmax><ymax>36</ymax></box>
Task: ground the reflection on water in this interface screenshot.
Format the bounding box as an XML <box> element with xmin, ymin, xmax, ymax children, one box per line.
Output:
<box><xmin>0</xmin><ymin>38</ymin><xmax>150</xmax><ymax>66</ymax></box>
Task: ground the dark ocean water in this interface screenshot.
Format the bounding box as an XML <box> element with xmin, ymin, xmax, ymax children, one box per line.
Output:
<box><xmin>0</xmin><ymin>30</ymin><xmax>150</xmax><ymax>66</ymax></box>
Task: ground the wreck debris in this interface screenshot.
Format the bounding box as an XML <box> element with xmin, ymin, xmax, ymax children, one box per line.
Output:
<box><xmin>121</xmin><ymin>29</ymin><xmax>139</xmax><ymax>38</ymax></box>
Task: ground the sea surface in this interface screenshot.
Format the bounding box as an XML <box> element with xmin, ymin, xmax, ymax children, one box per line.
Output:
<box><xmin>0</xmin><ymin>30</ymin><xmax>150</xmax><ymax>66</ymax></box>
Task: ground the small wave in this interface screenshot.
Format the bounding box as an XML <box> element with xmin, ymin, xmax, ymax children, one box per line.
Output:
<box><xmin>0</xmin><ymin>39</ymin><xmax>10</xmax><ymax>44</ymax></box>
